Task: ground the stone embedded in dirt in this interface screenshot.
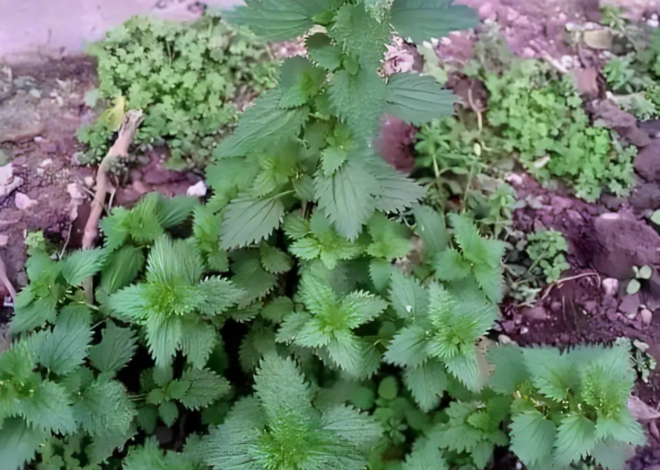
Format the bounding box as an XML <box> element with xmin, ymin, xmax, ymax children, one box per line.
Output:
<box><xmin>592</xmin><ymin>100</ymin><xmax>651</xmax><ymax>148</ymax></box>
<box><xmin>0</xmin><ymin>94</ymin><xmax>44</xmax><ymax>143</ymax></box>
<box><xmin>619</xmin><ymin>293</ymin><xmax>642</xmax><ymax>316</ymax></box>
<box><xmin>636</xmin><ymin>139</ymin><xmax>660</xmax><ymax>182</ymax></box>
<box><xmin>14</xmin><ymin>192</ymin><xmax>37</xmax><ymax>210</ymax></box>
<box><xmin>186</xmin><ymin>180</ymin><xmax>207</xmax><ymax>197</ymax></box>
<box><xmin>641</xmin><ymin>308</ymin><xmax>653</xmax><ymax>325</ymax></box>
<box><xmin>638</xmin><ymin>119</ymin><xmax>660</xmax><ymax>139</ymax></box>
<box><xmin>628</xmin><ymin>395</ymin><xmax>660</xmax><ymax>421</ymax></box>
<box><xmin>521</xmin><ymin>306</ymin><xmax>548</xmax><ymax>321</ymax></box>
<box><xmin>591</xmin><ymin>213</ymin><xmax>660</xmax><ymax>279</ymax></box>
<box><xmin>630</xmin><ymin>183</ymin><xmax>660</xmax><ymax>212</ymax></box>
<box><xmin>602</xmin><ymin>278</ymin><xmax>619</xmax><ymax>297</ymax></box>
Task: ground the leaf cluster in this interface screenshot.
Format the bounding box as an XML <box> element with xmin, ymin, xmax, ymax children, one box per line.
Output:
<box><xmin>489</xmin><ymin>343</ymin><xmax>646</xmax><ymax>470</ymax></box>
<box><xmin>79</xmin><ymin>14</ymin><xmax>277</xmax><ymax>168</ymax></box>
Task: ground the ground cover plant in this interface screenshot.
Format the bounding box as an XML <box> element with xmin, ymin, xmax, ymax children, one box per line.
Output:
<box><xmin>77</xmin><ymin>14</ymin><xmax>277</xmax><ymax>169</ymax></box>
<box><xmin>0</xmin><ymin>1</ymin><xmax>652</xmax><ymax>470</ymax></box>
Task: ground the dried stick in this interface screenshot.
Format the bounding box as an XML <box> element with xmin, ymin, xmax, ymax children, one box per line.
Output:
<box><xmin>82</xmin><ymin>110</ymin><xmax>143</xmax><ymax>303</ymax></box>
<box><xmin>82</xmin><ymin>110</ymin><xmax>144</xmax><ymax>250</ymax></box>
<box><xmin>0</xmin><ymin>254</ymin><xmax>16</xmax><ymax>302</ymax></box>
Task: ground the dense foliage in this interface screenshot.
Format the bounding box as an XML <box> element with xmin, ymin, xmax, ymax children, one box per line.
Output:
<box><xmin>0</xmin><ymin>1</ymin><xmax>647</xmax><ymax>470</ymax></box>
<box><xmin>78</xmin><ymin>14</ymin><xmax>277</xmax><ymax>169</ymax></box>
<box><xmin>416</xmin><ymin>38</ymin><xmax>638</xmax><ymax>202</ymax></box>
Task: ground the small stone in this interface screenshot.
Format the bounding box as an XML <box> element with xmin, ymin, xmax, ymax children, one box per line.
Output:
<box><xmin>14</xmin><ymin>192</ymin><xmax>37</xmax><ymax>210</ymax></box>
<box><xmin>602</xmin><ymin>278</ymin><xmax>619</xmax><ymax>297</ymax></box>
<box><xmin>40</xmin><ymin>158</ymin><xmax>52</xmax><ymax>167</ymax></box>
<box><xmin>0</xmin><ymin>234</ymin><xmax>8</xmax><ymax>246</ymax></box>
<box><xmin>521</xmin><ymin>306</ymin><xmax>548</xmax><ymax>321</ymax></box>
<box><xmin>619</xmin><ymin>293</ymin><xmax>641</xmax><ymax>316</ymax></box>
<box><xmin>84</xmin><ymin>176</ymin><xmax>95</xmax><ymax>187</ymax></box>
<box><xmin>498</xmin><ymin>334</ymin><xmax>516</xmax><ymax>345</ymax></box>
<box><xmin>626</xmin><ymin>311</ymin><xmax>637</xmax><ymax>320</ymax></box>
<box><xmin>641</xmin><ymin>308</ymin><xmax>653</xmax><ymax>325</ymax></box>
<box><xmin>186</xmin><ymin>180</ymin><xmax>207</xmax><ymax>197</ymax></box>
<box><xmin>520</xmin><ymin>326</ymin><xmax>529</xmax><ymax>335</ymax></box>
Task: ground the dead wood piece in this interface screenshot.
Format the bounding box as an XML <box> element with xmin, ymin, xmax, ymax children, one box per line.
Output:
<box><xmin>0</xmin><ymin>253</ymin><xmax>16</xmax><ymax>301</ymax></box>
<box><xmin>82</xmin><ymin>110</ymin><xmax>144</xmax><ymax>250</ymax></box>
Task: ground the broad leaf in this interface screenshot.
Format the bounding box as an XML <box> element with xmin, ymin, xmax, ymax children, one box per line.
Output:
<box><xmin>221</xmin><ymin>195</ymin><xmax>285</xmax><ymax>249</ymax></box>
<box><xmin>510</xmin><ymin>410</ymin><xmax>557</xmax><ymax>467</ymax></box>
<box><xmin>404</xmin><ymin>360</ymin><xmax>447</xmax><ymax>412</ymax></box>
<box><xmin>385</xmin><ymin>73</ymin><xmax>458</xmax><ymax>126</ymax></box>
<box><xmin>60</xmin><ymin>248</ymin><xmax>108</xmax><ymax>286</ymax></box>
<box><xmin>0</xmin><ymin>418</ymin><xmax>47</xmax><ymax>470</ymax></box>
<box><xmin>390</xmin><ymin>0</ymin><xmax>479</xmax><ymax>44</ymax></box>
<box><xmin>315</xmin><ymin>160</ymin><xmax>378</xmax><ymax>240</ymax></box>
<box><xmin>89</xmin><ymin>321</ymin><xmax>138</xmax><ymax>374</ymax></box>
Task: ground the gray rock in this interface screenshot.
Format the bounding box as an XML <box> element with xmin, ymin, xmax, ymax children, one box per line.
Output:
<box><xmin>591</xmin><ymin>213</ymin><xmax>660</xmax><ymax>279</ymax></box>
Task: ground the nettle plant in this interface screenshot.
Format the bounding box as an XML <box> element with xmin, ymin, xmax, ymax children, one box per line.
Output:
<box><xmin>0</xmin><ymin>1</ymin><xmax>646</xmax><ymax>469</ymax></box>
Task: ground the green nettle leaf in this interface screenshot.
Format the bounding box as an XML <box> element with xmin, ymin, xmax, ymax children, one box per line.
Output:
<box><xmin>260</xmin><ymin>243</ymin><xmax>293</xmax><ymax>274</ymax></box>
<box><xmin>413</xmin><ymin>205</ymin><xmax>448</xmax><ymax>257</ymax></box>
<box><xmin>402</xmin><ymin>439</ymin><xmax>449</xmax><ymax>470</ymax></box>
<box><xmin>487</xmin><ymin>345</ymin><xmax>529</xmax><ymax>394</ymax></box>
<box><xmin>38</xmin><ymin>307</ymin><xmax>92</xmax><ymax>376</ymax></box>
<box><xmin>330</xmin><ymin>3</ymin><xmax>392</xmax><ymax>68</ymax></box>
<box><xmin>383</xmin><ymin>325</ymin><xmax>429</xmax><ymax>368</ymax></box>
<box><xmin>159</xmin><ymin>401</ymin><xmax>179</xmax><ymax>427</ymax></box>
<box><xmin>433</xmin><ymin>248</ymin><xmax>471</xmax><ymax>281</ymax></box>
<box><xmin>390</xmin><ymin>0</ymin><xmax>479</xmax><ymax>44</ymax></box>
<box><xmin>100</xmin><ymin>245</ymin><xmax>146</xmax><ymax>294</ymax></box>
<box><xmin>213</xmin><ymin>90</ymin><xmax>309</xmax><ymax>158</ymax></box>
<box><xmin>315</xmin><ymin>160</ymin><xmax>379</xmax><ymax>240</ymax></box>
<box><xmin>328</xmin><ymin>68</ymin><xmax>386</xmax><ymax>140</ymax></box>
<box><xmin>179</xmin><ymin>368</ymin><xmax>231</xmax><ymax>410</ymax></box>
<box><xmin>88</xmin><ymin>321</ymin><xmax>138</xmax><ymax>374</ymax></box>
<box><xmin>510</xmin><ymin>410</ymin><xmax>557</xmax><ymax>467</ymax></box>
<box><xmin>388</xmin><ymin>271</ymin><xmax>428</xmax><ymax>319</ymax></box>
<box><xmin>366</xmin><ymin>213</ymin><xmax>411</xmax><ymax>260</ymax></box>
<box><xmin>384</xmin><ymin>73</ymin><xmax>458</xmax><ymax>126</ymax></box>
<box><xmin>18</xmin><ymin>380</ymin><xmax>77</xmax><ymax>434</ymax></box>
<box><xmin>220</xmin><ymin>194</ymin><xmax>286</xmax><ymax>249</ymax></box>
<box><xmin>306</xmin><ymin>33</ymin><xmax>343</xmax><ymax>71</ymax></box>
<box><xmin>404</xmin><ymin>360</ymin><xmax>447</xmax><ymax>412</ymax></box>
<box><xmin>278</xmin><ymin>57</ymin><xmax>327</xmax><ymax>108</ymax></box>
<box><xmin>0</xmin><ymin>418</ymin><xmax>47</xmax><ymax>470</ymax></box>
<box><xmin>155</xmin><ymin>194</ymin><xmax>200</xmax><ymax>228</ymax></box>
<box><xmin>60</xmin><ymin>247</ymin><xmax>108</xmax><ymax>286</ymax></box>
<box><xmin>205</xmin><ymin>354</ymin><xmax>382</xmax><ymax>470</ymax></box>
<box><xmin>553</xmin><ymin>413</ymin><xmax>597</xmax><ymax>466</ymax></box>
<box><xmin>224</xmin><ymin>0</ymin><xmax>334</xmax><ymax>41</ymax></box>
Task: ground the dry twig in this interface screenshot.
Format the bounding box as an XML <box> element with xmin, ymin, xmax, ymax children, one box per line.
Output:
<box><xmin>0</xmin><ymin>254</ymin><xmax>16</xmax><ymax>302</ymax></box>
<box><xmin>82</xmin><ymin>110</ymin><xmax>144</xmax><ymax>250</ymax></box>
<box><xmin>82</xmin><ymin>110</ymin><xmax>143</xmax><ymax>302</ymax></box>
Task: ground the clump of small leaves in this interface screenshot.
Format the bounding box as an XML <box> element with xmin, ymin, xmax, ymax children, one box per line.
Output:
<box><xmin>627</xmin><ymin>264</ymin><xmax>654</xmax><ymax>295</ymax></box>
<box><xmin>526</xmin><ymin>229</ymin><xmax>570</xmax><ymax>284</ymax></box>
<box><xmin>78</xmin><ymin>14</ymin><xmax>277</xmax><ymax>169</ymax></box>
<box><xmin>483</xmin><ymin>59</ymin><xmax>637</xmax><ymax>201</ymax></box>
<box><xmin>490</xmin><ymin>342</ymin><xmax>646</xmax><ymax>470</ymax></box>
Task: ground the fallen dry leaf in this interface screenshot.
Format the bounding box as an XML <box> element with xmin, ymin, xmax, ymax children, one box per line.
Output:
<box><xmin>583</xmin><ymin>29</ymin><xmax>614</xmax><ymax>50</ymax></box>
<box><xmin>628</xmin><ymin>395</ymin><xmax>660</xmax><ymax>421</ymax></box>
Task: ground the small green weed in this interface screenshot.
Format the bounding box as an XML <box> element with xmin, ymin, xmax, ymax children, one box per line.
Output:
<box><xmin>79</xmin><ymin>14</ymin><xmax>276</xmax><ymax>169</ymax></box>
<box><xmin>526</xmin><ymin>229</ymin><xmax>570</xmax><ymax>284</ymax></box>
